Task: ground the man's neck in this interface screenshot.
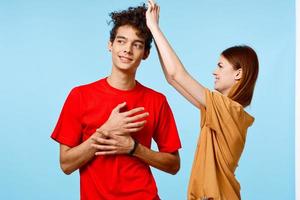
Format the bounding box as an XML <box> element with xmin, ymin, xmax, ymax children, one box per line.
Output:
<box><xmin>107</xmin><ymin>69</ymin><xmax>136</xmax><ymax>90</ymax></box>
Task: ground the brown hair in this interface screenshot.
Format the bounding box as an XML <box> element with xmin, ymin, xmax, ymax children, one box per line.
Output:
<box><xmin>109</xmin><ymin>4</ymin><xmax>153</xmax><ymax>51</ymax></box>
<box><xmin>222</xmin><ymin>45</ymin><xmax>259</xmax><ymax>107</ymax></box>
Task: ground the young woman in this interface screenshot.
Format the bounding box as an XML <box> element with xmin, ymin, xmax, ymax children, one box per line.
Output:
<box><xmin>146</xmin><ymin>1</ymin><xmax>259</xmax><ymax>200</ymax></box>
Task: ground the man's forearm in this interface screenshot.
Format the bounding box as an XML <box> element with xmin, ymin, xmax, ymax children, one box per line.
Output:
<box><xmin>133</xmin><ymin>143</ymin><xmax>180</xmax><ymax>175</ymax></box>
<box><xmin>91</xmin><ymin>129</ymin><xmax>180</xmax><ymax>175</ymax></box>
<box><xmin>60</xmin><ymin>137</ymin><xmax>97</xmax><ymax>175</ymax></box>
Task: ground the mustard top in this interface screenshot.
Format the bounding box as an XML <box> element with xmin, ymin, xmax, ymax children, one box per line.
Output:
<box><xmin>188</xmin><ymin>88</ymin><xmax>254</xmax><ymax>200</ymax></box>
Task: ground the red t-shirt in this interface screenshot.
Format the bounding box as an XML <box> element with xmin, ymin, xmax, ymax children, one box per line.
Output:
<box><xmin>51</xmin><ymin>78</ymin><xmax>181</xmax><ymax>200</ymax></box>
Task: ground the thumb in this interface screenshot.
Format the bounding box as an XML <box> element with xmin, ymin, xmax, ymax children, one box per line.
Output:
<box><xmin>113</xmin><ymin>102</ymin><xmax>126</xmax><ymax>113</ymax></box>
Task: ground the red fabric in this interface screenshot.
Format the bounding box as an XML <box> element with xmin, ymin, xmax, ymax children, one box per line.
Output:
<box><xmin>51</xmin><ymin>77</ymin><xmax>181</xmax><ymax>200</ymax></box>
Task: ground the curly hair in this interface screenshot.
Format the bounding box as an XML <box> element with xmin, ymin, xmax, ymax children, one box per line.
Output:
<box><xmin>109</xmin><ymin>4</ymin><xmax>153</xmax><ymax>51</ymax></box>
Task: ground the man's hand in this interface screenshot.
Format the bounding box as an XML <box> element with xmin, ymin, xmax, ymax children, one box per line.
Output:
<box><xmin>91</xmin><ymin>131</ymin><xmax>135</xmax><ymax>155</ymax></box>
<box><xmin>99</xmin><ymin>102</ymin><xmax>149</xmax><ymax>135</ymax></box>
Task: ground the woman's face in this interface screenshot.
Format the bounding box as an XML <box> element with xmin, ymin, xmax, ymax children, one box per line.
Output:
<box><xmin>213</xmin><ymin>55</ymin><xmax>242</xmax><ymax>95</ymax></box>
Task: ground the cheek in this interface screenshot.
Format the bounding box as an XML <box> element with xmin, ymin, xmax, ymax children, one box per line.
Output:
<box><xmin>224</xmin><ymin>75</ymin><xmax>236</xmax><ymax>86</ymax></box>
<box><xmin>134</xmin><ymin>52</ymin><xmax>144</xmax><ymax>60</ymax></box>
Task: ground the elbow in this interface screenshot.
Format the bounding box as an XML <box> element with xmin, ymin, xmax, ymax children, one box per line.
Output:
<box><xmin>166</xmin><ymin>70</ymin><xmax>183</xmax><ymax>85</ymax></box>
<box><xmin>168</xmin><ymin>158</ymin><xmax>180</xmax><ymax>175</ymax></box>
<box><xmin>60</xmin><ymin>162</ymin><xmax>74</xmax><ymax>175</ymax></box>
<box><xmin>170</xmin><ymin>162</ymin><xmax>180</xmax><ymax>175</ymax></box>
<box><xmin>166</xmin><ymin>75</ymin><xmax>176</xmax><ymax>85</ymax></box>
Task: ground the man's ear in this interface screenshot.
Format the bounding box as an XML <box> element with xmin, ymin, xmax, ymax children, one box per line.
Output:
<box><xmin>142</xmin><ymin>50</ymin><xmax>150</xmax><ymax>60</ymax></box>
<box><xmin>108</xmin><ymin>41</ymin><xmax>112</xmax><ymax>52</ymax></box>
<box><xmin>235</xmin><ymin>68</ymin><xmax>243</xmax><ymax>80</ymax></box>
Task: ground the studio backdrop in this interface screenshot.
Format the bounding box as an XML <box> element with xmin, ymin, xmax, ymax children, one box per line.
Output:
<box><xmin>0</xmin><ymin>0</ymin><xmax>295</xmax><ymax>199</ymax></box>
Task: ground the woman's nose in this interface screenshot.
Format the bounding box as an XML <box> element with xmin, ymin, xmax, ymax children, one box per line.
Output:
<box><xmin>212</xmin><ymin>68</ymin><xmax>217</xmax><ymax>76</ymax></box>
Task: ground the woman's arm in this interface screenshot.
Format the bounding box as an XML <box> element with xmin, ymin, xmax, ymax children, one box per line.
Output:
<box><xmin>156</xmin><ymin>42</ymin><xmax>202</xmax><ymax>108</ymax></box>
<box><xmin>146</xmin><ymin>1</ymin><xmax>206</xmax><ymax>108</ymax></box>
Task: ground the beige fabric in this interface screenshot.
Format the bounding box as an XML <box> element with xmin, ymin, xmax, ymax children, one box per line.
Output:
<box><xmin>187</xmin><ymin>89</ymin><xmax>254</xmax><ymax>200</ymax></box>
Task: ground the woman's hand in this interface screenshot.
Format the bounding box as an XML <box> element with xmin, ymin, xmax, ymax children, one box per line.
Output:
<box><xmin>146</xmin><ymin>0</ymin><xmax>160</xmax><ymax>31</ymax></box>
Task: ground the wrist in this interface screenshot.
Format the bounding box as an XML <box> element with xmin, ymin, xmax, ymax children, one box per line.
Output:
<box><xmin>128</xmin><ymin>139</ymin><xmax>139</xmax><ymax>156</ymax></box>
<box><xmin>149</xmin><ymin>25</ymin><xmax>160</xmax><ymax>33</ymax></box>
<box><xmin>98</xmin><ymin>123</ymin><xmax>108</xmax><ymax>132</ymax></box>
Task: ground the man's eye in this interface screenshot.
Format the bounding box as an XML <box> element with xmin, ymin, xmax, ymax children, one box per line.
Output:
<box><xmin>117</xmin><ymin>40</ymin><xmax>125</xmax><ymax>44</ymax></box>
<box><xmin>134</xmin><ymin>44</ymin><xmax>143</xmax><ymax>49</ymax></box>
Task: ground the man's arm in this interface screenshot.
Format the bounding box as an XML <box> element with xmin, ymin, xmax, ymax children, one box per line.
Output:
<box><xmin>134</xmin><ymin>143</ymin><xmax>180</xmax><ymax>175</ymax></box>
<box><xmin>59</xmin><ymin>102</ymin><xmax>149</xmax><ymax>175</ymax></box>
<box><xmin>59</xmin><ymin>136</ymin><xmax>98</xmax><ymax>175</ymax></box>
<box><xmin>92</xmin><ymin>133</ymin><xmax>180</xmax><ymax>175</ymax></box>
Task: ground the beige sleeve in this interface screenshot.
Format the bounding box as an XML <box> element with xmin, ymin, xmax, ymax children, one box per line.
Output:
<box><xmin>203</xmin><ymin>89</ymin><xmax>254</xmax><ymax>134</ymax></box>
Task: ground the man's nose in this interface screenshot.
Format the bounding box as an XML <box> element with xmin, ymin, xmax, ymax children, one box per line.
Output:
<box><xmin>123</xmin><ymin>43</ymin><xmax>133</xmax><ymax>54</ymax></box>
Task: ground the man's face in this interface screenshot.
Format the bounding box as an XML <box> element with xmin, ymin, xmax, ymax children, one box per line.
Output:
<box><xmin>108</xmin><ymin>25</ymin><xmax>149</xmax><ymax>73</ymax></box>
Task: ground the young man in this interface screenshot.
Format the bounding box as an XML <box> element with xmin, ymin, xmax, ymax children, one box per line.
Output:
<box><xmin>51</xmin><ymin>4</ymin><xmax>181</xmax><ymax>200</ymax></box>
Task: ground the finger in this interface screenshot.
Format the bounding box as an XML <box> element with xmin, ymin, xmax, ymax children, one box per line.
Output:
<box><xmin>123</xmin><ymin>107</ymin><xmax>145</xmax><ymax>116</ymax></box>
<box><xmin>94</xmin><ymin>132</ymin><xmax>107</xmax><ymax>139</ymax></box>
<box><xmin>124</xmin><ymin>120</ymin><xmax>146</xmax><ymax>128</ymax></box>
<box><xmin>108</xmin><ymin>133</ymin><xmax>122</xmax><ymax>140</ymax></box>
<box><xmin>149</xmin><ymin>0</ymin><xmax>156</xmax><ymax>6</ymax></box>
<box><xmin>154</xmin><ymin>4</ymin><xmax>159</xmax><ymax>13</ymax></box>
<box><xmin>94</xmin><ymin>137</ymin><xmax>117</xmax><ymax>146</ymax></box>
<box><xmin>90</xmin><ymin>133</ymin><xmax>104</xmax><ymax>142</ymax></box>
<box><xmin>125</xmin><ymin>112</ymin><xmax>149</xmax><ymax>123</ymax></box>
<box><xmin>96</xmin><ymin>130</ymin><xmax>110</xmax><ymax>138</ymax></box>
<box><xmin>113</xmin><ymin>102</ymin><xmax>126</xmax><ymax>112</ymax></box>
<box><xmin>127</xmin><ymin>126</ymin><xmax>144</xmax><ymax>133</ymax></box>
<box><xmin>147</xmin><ymin>1</ymin><xmax>152</xmax><ymax>12</ymax></box>
<box><xmin>91</xmin><ymin>144</ymin><xmax>116</xmax><ymax>151</ymax></box>
<box><xmin>95</xmin><ymin>150</ymin><xmax>117</xmax><ymax>156</ymax></box>
<box><xmin>112</xmin><ymin>130</ymin><xmax>131</xmax><ymax>136</ymax></box>
<box><xmin>148</xmin><ymin>0</ymin><xmax>154</xmax><ymax>8</ymax></box>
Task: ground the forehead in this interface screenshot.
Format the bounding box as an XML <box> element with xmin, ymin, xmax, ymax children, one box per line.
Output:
<box><xmin>115</xmin><ymin>25</ymin><xmax>145</xmax><ymax>42</ymax></box>
<box><xmin>219</xmin><ymin>55</ymin><xmax>231</xmax><ymax>66</ymax></box>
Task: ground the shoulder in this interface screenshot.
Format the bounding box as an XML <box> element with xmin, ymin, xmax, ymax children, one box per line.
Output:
<box><xmin>71</xmin><ymin>79</ymin><xmax>104</xmax><ymax>94</ymax></box>
<box><xmin>138</xmin><ymin>82</ymin><xmax>167</xmax><ymax>102</ymax></box>
<box><xmin>208</xmin><ymin>89</ymin><xmax>254</xmax><ymax>125</ymax></box>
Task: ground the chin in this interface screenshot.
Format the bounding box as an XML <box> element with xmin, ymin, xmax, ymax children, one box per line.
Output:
<box><xmin>214</xmin><ymin>86</ymin><xmax>222</xmax><ymax>93</ymax></box>
<box><xmin>213</xmin><ymin>85</ymin><xmax>219</xmax><ymax>91</ymax></box>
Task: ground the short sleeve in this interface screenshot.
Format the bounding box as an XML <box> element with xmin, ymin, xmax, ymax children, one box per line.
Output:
<box><xmin>204</xmin><ymin>88</ymin><xmax>254</xmax><ymax>134</ymax></box>
<box><xmin>153</xmin><ymin>97</ymin><xmax>181</xmax><ymax>153</ymax></box>
<box><xmin>51</xmin><ymin>87</ymin><xmax>83</xmax><ymax>147</ymax></box>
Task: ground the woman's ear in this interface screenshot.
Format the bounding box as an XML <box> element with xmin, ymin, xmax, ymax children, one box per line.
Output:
<box><xmin>235</xmin><ymin>68</ymin><xmax>243</xmax><ymax>80</ymax></box>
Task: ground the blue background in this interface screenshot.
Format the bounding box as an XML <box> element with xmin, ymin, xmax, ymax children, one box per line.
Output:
<box><xmin>0</xmin><ymin>0</ymin><xmax>295</xmax><ymax>199</ymax></box>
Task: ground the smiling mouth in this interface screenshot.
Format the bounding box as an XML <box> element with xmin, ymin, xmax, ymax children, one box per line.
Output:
<box><xmin>119</xmin><ymin>56</ymin><xmax>133</xmax><ymax>63</ymax></box>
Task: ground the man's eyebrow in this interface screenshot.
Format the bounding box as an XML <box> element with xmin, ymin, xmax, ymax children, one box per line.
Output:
<box><xmin>133</xmin><ymin>39</ymin><xmax>145</xmax><ymax>44</ymax></box>
<box><xmin>116</xmin><ymin>36</ymin><xmax>127</xmax><ymax>40</ymax></box>
<box><xmin>116</xmin><ymin>35</ymin><xmax>145</xmax><ymax>44</ymax></box>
